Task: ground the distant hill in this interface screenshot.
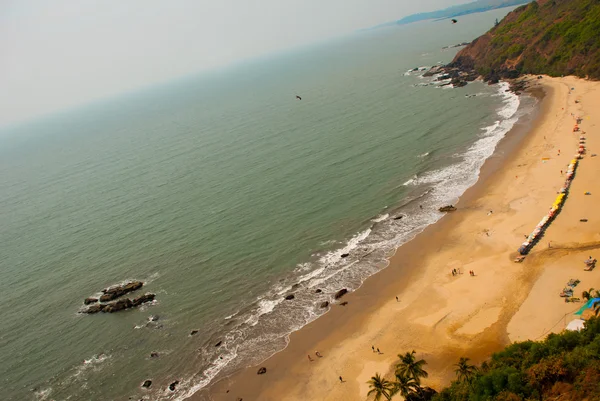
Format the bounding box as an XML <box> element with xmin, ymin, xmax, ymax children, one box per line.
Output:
<box><xmin>450</xmin><ymin>0</ymin><xmax>600</xmax><ymax>80</ymax></box>
<box><xmin>395</xmin><ymin>0</ymin><xmax>532</xmax><ymax>25</ymax></box>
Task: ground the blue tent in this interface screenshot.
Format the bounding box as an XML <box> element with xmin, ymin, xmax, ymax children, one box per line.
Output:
<box><xmin>575</xmin><ymin>298</ymin><xmax>600</xmax><ymax>315</ymax></box>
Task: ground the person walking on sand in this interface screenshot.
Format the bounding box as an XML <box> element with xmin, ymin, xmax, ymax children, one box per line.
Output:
<box><xmin>308</xmin><ymin>354</ymin><xmax>313</xmax><ymax>362</ymax></box>
<box><xmin>316</xmin><ymin>351</ymin><xmax>323</xmax><ymax>357</ymax></box>
<box><xmin>377</xmin><ymin>348</ymin><xmax>381</xmax><ymax>354</ymax></box>
<box><xmin>372</xmin><ymin>345</ymin><xmax>375</xmax><ymax>352</ymax></box>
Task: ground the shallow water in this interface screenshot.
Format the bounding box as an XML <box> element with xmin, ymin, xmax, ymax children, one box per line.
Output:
<box><xmin>0</xmin><ymin>8</ymin><xmax>525</xmax><ymax>401</ymax></box>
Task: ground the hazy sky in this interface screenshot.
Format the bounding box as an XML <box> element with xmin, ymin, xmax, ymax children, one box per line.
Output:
<box><xmin>1</xmin><ymin>0</ymin><xmax>463</xmax><ymax>126</ymax></box>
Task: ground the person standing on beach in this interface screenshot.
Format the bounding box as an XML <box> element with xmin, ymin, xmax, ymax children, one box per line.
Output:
<box><xmin>395</xmin><ymin>296</ymin><xmax>399</xmax><ymax>302</ymax></box>
<box><xmin>308</xmin><ymin>354</ymin><xmax>313</xmax><ymax>362</ymax></box>
<box><xmin>339</xmin><ymin>376</ymin><xmax>343</xmax><ymax>383</ymax></box>
<box><xmin>372</xmin><ymin>345</ymin><xmax>375</xmax><ymax>352</ymax></box>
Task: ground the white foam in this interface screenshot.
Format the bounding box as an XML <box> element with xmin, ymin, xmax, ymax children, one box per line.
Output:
<box><xmin>371</xmin><ymin>213</ymin><xmax>389</xmax><ymax>223</ymax></box>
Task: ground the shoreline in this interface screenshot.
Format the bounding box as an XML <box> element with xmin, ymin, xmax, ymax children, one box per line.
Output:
<box><xmin>196</xmin><ymin>76</ymin><xmax>599</xmax><ymax>401</ymax></box>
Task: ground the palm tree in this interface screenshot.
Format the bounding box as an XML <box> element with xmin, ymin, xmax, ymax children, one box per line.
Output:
<box><xmin>393</xmin><ymin>373</ymin><xmax>419</xmax><ymax>399</ymax></box>
<box><xmin>395</xmin><ymin>350</ymin><xmax>428</xmax><ymax>384</ymax></box>
<box><xmin>582</xmin><ymin>288</ymin><xmax>595</xmax><ymax>300</ymax></box>
<box><xmin>367</xmin><ymin>373</ymin><xmax>395</xmax><ymax>401</ymax></box>
<box><xmin>454</xmin><ymin>357</ymin><xmax>477</xmax><ymax>384</ymax></box>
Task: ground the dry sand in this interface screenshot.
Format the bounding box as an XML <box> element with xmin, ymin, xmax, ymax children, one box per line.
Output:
<box><xmin>199</xmin><ymin>76</ymin><xmax>600</xmax><ymax>401</ymax></box>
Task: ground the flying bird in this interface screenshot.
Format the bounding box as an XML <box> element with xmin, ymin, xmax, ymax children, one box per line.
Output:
<box><xmin>451</xmin><ymin>19</ymin><xmax>457</xmax><ymax>24</ymax></box>
<box><xmin>296</xmin><ymin>95</ymin><xmax>302</xmax><ymax>100</ymax></box>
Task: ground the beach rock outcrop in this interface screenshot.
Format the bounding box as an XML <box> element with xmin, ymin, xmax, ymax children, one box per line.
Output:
<box><xmin>84</xmin><ymin>297</ymin><xmax>98</xmax><ymax>305</ymax></box>
<box><xmin>132</xmin><ymin>293</ymin><xmax>155</xmax><ymax>306</ymax></box>
<box><xmin>320</xmin><ymin>301</ymin><xmax>329</xmax><ymax>308</ymax></box>
<box><xmin>83</xmin><ymin>303</ymin><xmax>106</xmax><ymax>314</ymax></box>
<box><xmin>168</xmin><ymin>380</ymin><xmax>179</xmax><ymax>391</ymax></box>
<box><xmin>142</xmin><ymin>380</ymin><xmax>152</xmax><ymax>388</ymax></box>
<box><xmin>284</xmin><ymin>294</ymin><xmax>295</xmax><ymax>300</ymax></box>
<box><xmin>99</xmin><ymin>281</ymin><xmax>143</xmax><ymax>302</ymax></box>
<box><xmin>334</xmin><ymin>288</ymin><xmax>348</xmax><ymax>299</ymax></box>
<box><xmin>438</xmin><ymin>205</ymin><xmax>457</xmax><ymax>212</ymax></box>
<box><xmin>257</xmin><ymin>367</ymin><xmax>267</xmax><ymax>375</ymax></box>
<box><xmin>81</xmin><ymin>293</ymin><xmax>155</xmax><ymax>314</ymax></box>
<box><xmin>103</xmin><ymin>298</ymin><xmax>133</xmax><ymax>313</ymax></box>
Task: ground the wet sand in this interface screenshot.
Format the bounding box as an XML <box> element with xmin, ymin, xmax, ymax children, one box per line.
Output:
<box><xmin>197</xmin><ymin>76</ymin><xmax>600</xmax><ymax>401</ymax></box>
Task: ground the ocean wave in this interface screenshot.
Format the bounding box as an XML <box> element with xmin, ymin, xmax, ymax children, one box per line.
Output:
<box><xmin>371</xmin><ymin>213</ymin><xmax>389</xmax><ymax>223</ymax></box>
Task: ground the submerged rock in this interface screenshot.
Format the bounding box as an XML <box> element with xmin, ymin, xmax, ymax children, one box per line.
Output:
<box><xmin>320</xmin><ymin>301</ymin><xmax>329</xmax><ymax>308</ymax></box>
<box><xmin>315</xmin><ymin>289</ymin><xmax>322</xmax><ymax>293</ymax></box>
<box><xmin>334</xmin><ymin>288</ymin><xmax>348</xmax><ymax>299</ymax></box>
<box><xmin>150</xmin><ymin>352</ymin><xmax>159</xmax><ymax>358</ymax></box>
<box><xmin>284</xmin><ymin>294</ymin><xmax>295</xmax><ymax>300</ymax></box>
<box><xmin>340</xmin><ymin>253</ymin><xmax>349</xmax><ymax>258</ymax></box>
<box><xmin>215</xmin><ymin>341</ymin><xmax>222</xmax><ymax>347</ymax></box>
<box><xmin>168</xmin><ymin>380</ymin><xmax>179</xmax><ymax>391</ymax></box>
<box><xmin>142</xmin><ymin>380</ymin><xmax>152</xmax><ymax>388</ymax></box>
<box><xmin>438</xmin><ymin>205</ymin><xmax>457</xmax><ymax>212</ymax></box>
<box><xmin>84</xmin><ymin>297</ymin><xmax>98</xmax><ymax>305</ymax></box>
<box><xmin>257</xmin><ymin>367</ymin><xmax>267</xmax><ymax>375</ymax></box>
<box><xmin>190</xmin><ymin>330</ymin><xmax>199</xmax><ymax>336</ymax></box>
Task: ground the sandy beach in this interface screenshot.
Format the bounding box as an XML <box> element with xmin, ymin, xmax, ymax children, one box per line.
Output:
<box><xmin>200</xmin><ymin>76</ymin><xmax>600</xmax><ymax>401</ymax></box>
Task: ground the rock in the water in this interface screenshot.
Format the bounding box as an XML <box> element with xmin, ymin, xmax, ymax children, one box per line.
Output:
<box><xmin>84</xmin><ymin>297</ymin><xmax>98</xmax><ymax>305</ymax></box>
<box><xmin>320</xmin><ymin>301</ymin><xmax>329</xmax><ymax>308</ymax></box>
<box><xmin>334</xmin><ymin>288</ymin><xmax>348</xmax><ymax>299</ymax></box>
<box><xmin>284</xmin><ymin>294</ymin><xmax>295</xmax><ymax>300</ymax></box>
<box><xmin>215</xmin><ymin>341</ymin><xmax>222</xmax><ymax>347</ymax></box>
<box><xmin>103</xmin><ymin>298</ymin><xmax>133</xmax><ymax>313</ymax></box>
<box><xmin>100</xmin><ymin>281</ymin><xmax>143</xmax><ymax>302</ymax></box>
<box><xmin>83</xmin><ymin>303</ymin><xmax>106</xmax><ymax>314</ymax></box>
<box><xmin>190</xmin><ymin>330</ymin><xmax>199</xmax><ymax>336</ymax></box>
<box><xmin>168</xmin><ymin>380</ymin><xmax>179</xmax><ymax>391</ymax></box>
<box><xmin>340</xmin><ymin>253</ymin><xmax>349</xmax><ymax>258</ymax></box>
<box><xmin>132</xmin><ymin>293</ymin><xmax>155</xmax><ymax>307</ymax></box>
<box><xmin>149</xmin><ymin>315</ymin><xmax>159</xmax><ymax>321</ymax></box>
<box><xmin>340</xmin><ymin>301</ymin><xmax>349</xmax><ymax>306</ymax></box>
<box><xmin>150</xmin><ymin>352</ymin><xmax>159</xmax><ymax>358</ymax></box>
<box><xmin>142</xmin><ymin>380</ymin><xmax>152</xmax><ymax>388</ymax></box>
<box><xmin>438</xmin><ymin>205</ymin><xmax>457</xmax><ymax>212</ymax></box>
<box><xmin>315</xmin><ymin>289</ymin><xmax>322</xmax><ymax>293</ymax></box>
<box><xmin>291</xmin><ymin>284</ymin><xmax>300</xmax><ymax>290</ymax></box>
<box><xmin>257</xmin><ymin>367</ymin><xmax>267</xmax><ymax>375</ymax></box>
<box><xmin>393</xmin><ymin>215</ymin><xmax>403</xmax><ymax>220</ymax></box>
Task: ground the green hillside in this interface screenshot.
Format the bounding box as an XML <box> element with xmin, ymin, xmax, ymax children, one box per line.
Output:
<box><xmin>432</xmin><ymin>317</ymin><xmax>600</xmax><ymax>401</ymax></box>
<box><xmin>450</xmin><ymin>0</ymin><xmax>600</xmax><ymax>80</ymax></box>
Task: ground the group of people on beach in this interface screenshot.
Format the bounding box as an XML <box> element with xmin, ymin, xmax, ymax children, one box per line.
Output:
<box><xmin>451</xmin><ymin>268</ymin><xmax>475</xmax><ymax>276</ymax></box>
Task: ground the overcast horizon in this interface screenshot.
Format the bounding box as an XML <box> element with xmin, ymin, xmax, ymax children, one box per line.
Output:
<box><xmin>1</xmin><ymin>0</ymin><xmax>468</xmax><ymax>127</ymax></box>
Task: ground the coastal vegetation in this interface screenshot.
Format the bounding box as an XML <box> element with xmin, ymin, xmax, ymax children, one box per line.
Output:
<box><xmin>368</xmin><ymin>317</ymin><xmax>600</xmax><ymax>400</ymax></box>
<box><xmin>450</xmin><ymin>0</ymin><xmax>600</xmax><ymax>81</ymax></box>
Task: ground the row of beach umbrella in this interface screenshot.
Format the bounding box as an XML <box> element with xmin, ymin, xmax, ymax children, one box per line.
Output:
<box><xmin>517</xmin><ymin>154</ymin><xmax>580</xmax><ymax>255</ymax></box>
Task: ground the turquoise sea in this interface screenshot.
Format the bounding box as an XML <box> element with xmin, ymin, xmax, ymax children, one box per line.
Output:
<box><xmin>0</xmin><ymin>8</ymin><xmax>531</xmax><ymax>401</ymax></box>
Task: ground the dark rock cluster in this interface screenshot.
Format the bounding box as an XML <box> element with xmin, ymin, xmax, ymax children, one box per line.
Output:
<box><xmin>81</xmin><ymin>281</ymin><xmax>155</xmax><ymax>314</ymax></box>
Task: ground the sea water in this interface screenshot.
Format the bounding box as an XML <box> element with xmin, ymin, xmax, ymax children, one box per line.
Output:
<box><xmin>0</xmin><ymin>8</ymin><xmax>530</xmax><ymax>401</ymax></box>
